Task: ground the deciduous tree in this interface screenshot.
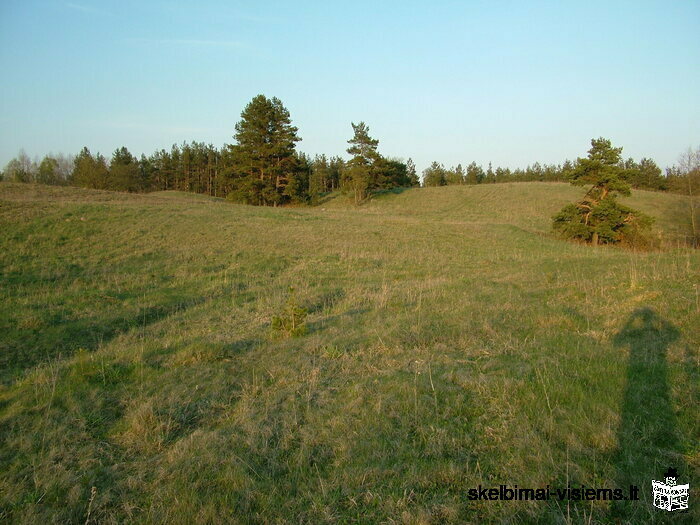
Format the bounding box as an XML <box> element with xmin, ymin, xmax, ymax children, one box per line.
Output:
<box><xmin>677</xmin><ymin>146</ymin><xmax>699</xmax><ymax>246</ymax></box>
<box><xmin>3</xmin><ymin>150</ymin><xmax>35</xmax><ymax>182</ymax></box>
<box><xmin>37</xmin><ymin>156</ymin><xmax>60</xmax><ymax>185</ymax></box>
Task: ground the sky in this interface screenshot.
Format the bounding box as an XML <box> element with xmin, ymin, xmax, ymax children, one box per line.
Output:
<box><xmin>0</xmin><ymin>0</ymin><xmax>699</xmax><ymax>173</ymax></box>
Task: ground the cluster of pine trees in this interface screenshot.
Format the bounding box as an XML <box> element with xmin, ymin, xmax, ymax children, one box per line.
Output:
<box><xmin>1</xmin><ymin>94</ymin><xmax>698</xmax><ymax>204</ymax></box>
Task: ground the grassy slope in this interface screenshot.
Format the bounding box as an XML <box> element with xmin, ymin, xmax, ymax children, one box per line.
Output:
<box><xmin>0</xmin><ymin>182</ymin><xmax>697</xmax><ymax>524</ymax></box>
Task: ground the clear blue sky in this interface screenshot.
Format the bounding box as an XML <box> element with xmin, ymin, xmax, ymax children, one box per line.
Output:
<box><xmin>1</xmin><ymin>0</ymin><xmax>698</xmax><ymax>173</ymax></box>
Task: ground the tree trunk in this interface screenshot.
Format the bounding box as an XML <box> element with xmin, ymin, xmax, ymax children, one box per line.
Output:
<box><xmin>592</xmin><ymin>232</ymin><xmax>599</xmax><ymax>246</ymax></box>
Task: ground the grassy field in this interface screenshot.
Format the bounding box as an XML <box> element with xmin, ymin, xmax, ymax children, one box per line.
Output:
<box><xmin>0</xmin><ymin>181</ymin><xmax>698</xmax><ymax>524</ymax></box>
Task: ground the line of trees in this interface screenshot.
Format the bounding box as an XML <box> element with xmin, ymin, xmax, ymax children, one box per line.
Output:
<box><xmin>0</xmin><ymin>96</ymin><xmax>420</xmax><ymax>205</ymax></box>
<box><xmin>421</xmin><ymin>155</ymin><xmax>688</xmax><ymax>193</ymax></box>
<box><xmin>1</xmin><ymin>94</ymin><xmax>698</xmax><ymax>205</ymax></box>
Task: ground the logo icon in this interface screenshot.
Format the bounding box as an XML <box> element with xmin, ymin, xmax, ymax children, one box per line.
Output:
<box><xmin>652</xmin><ymin>468</ymin><xmax>689</xmax><ymax>512</ymax></box>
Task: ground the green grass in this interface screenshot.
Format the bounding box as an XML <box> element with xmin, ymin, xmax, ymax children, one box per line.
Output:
<box><xmin>0</xmin><ymin>181</ymin><xmax>698</xmax><ymax>524</ymax></box>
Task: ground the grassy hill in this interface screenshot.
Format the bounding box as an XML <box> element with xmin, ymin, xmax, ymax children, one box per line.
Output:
<box><xmin>0</xmin><ymin>181</ymin><xmax>697</xmax><ymax>524</ymax></box>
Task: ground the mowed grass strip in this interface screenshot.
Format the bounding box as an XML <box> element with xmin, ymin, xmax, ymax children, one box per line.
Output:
<box><xmin>0</xmin><ymin>182</ymin><xmax>697</xmax><ymax>524</ymax></box>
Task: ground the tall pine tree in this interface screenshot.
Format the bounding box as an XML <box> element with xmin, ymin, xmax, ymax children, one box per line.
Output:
<box><xmin>345</xmin><ymin>122</ymin><xmax>380</xmax><ymax>204</ymax></box>
<box><xmin>226</xmin><ymin>95</ymin><xmax>301</xmax><ymax>206</ymax></box>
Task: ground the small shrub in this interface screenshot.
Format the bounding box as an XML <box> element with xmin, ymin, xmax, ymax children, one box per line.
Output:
<box><xmin>271</xmin><ymin>287</ymin><xmax>308</xmax><ymax>337</ymax></box>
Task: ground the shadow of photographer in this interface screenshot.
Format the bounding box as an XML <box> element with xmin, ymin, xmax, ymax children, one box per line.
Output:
<box><xmin>610</xmin><ymin>307</ymin><xmax>692</xmax><ymax>522</ymax></box>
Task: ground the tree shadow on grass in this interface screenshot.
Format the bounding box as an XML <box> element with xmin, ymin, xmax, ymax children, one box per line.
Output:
<box><xmin>371</xmin><ymin>187</ymin><xmax>412</xmax><ymax>198</ymax></box>
<box><xmin>314</xmin><ymin>192</ymin><xmax>341</xmax><ymax>206</ymax></box>
<box><xmin>1</xmin><ymin>293</ymin><xmax>207</xmax><ymax>385</ymax></box>
<box><xmin>609</xmin><ymin>307</ymin><xmax>693</xmax><ymax>523</ymax></box>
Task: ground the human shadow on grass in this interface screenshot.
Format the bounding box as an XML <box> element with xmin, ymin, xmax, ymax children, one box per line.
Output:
<box><xmin>2</xmin><ymin>293</ymin><xmax>207</xmax><ymax>384</ymax></box>
<box><xmin>533</xmin><ymin>308</ymin><xmax>689</xmax><ymax>524</ymax></box>
<box><xmin>609</xmin><ymin>307</ymin><xmax>692</xmax><ymax>523</ymax></box>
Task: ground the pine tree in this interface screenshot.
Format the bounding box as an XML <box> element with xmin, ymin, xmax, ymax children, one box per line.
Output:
<box><xmin>567</xmin><ymin>138</ymin><xmax>630</xmax><ymax>199</ymax></box>
<box><xmin>138</xmin><ymin>154</ymin><xmax>155</xmax><ymax>192</ymax></box>
<box><xmin>309</xmin><ymin>154</ymin><xmax>329</xmax><ymax>202</ymax></box>
<box><xmin>553</xmin><ymin>138</ymin><xmax>653</xmax><ymax>246</ymax></box>
<box><xmin>345</xmin><ymin>122</ymin><xmax>380</xmax><ymax>204</ymax></box>
<box><xmin>465</xmin><ymin>162</ymin><xmax>484</xmax><ymax>185</ymax></box>
<box><xmin>109</xmin><ymin>146</ymin><xmax>141</xmax><ymax>192</ymax></box>
<box><xmin>374</xmin><ymin>157</ymin><xmax>410</xmax><ymax>188</ymax></box>
<box><xmin>406</xmin><ymin>158</ymin><xmax>420</xmax><ymax>186</ymax></box>
<box><xmin>328</xmin><ymin>156</ymin><xmax>344</xmax><ymax>191</ymax></box>
<box><xmin>422</xmin><ymin>162</ymin><xmax>447</xmax><ymax>186</ymax></box>
<box><xmin>71</xmin><ymin>147</ymin><xmax>109</xmax><ymax>189</ymax></box>
<box><xmin>284</xmin><ymin>152</ymin><xmax>311</xmax><ymax>203</ymax></box>
<box><xmin>445</xmin><ymin>164</ymin><xmax>464</xmax><ymax>185</ymax></box>
<box><xmin>226</xmin><ymin>95</ymin><xmax>301</xmax><ymax>206</ymax></box>
<box><xmin>485</xmin><ymin>162</ymin><xmax>496</xmax><ymax>183</ymax></box>
<box><xmin>627</xmin><ymin>157</ymin><xmax>666</xmax><ymax>191</ymax></box>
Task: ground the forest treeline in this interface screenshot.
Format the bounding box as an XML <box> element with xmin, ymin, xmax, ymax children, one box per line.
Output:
<box><xmin>1</xmin><ymin>95</ymin><xmax>698</xmax><ymax>205</ymax></box>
